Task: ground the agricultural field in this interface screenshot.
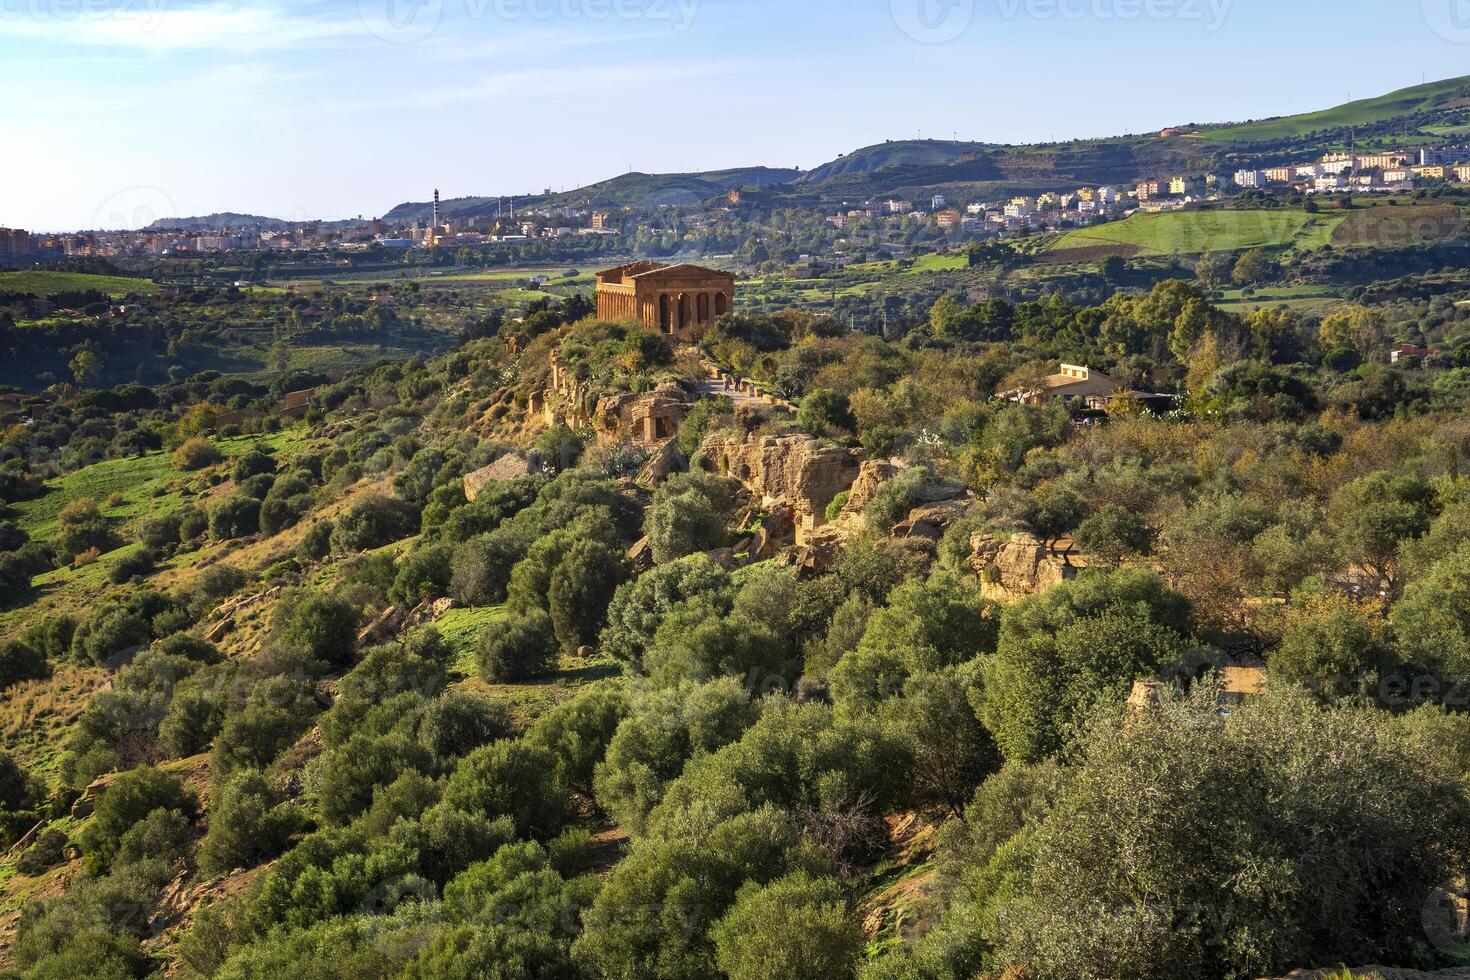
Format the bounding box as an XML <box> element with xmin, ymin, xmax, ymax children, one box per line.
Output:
<box><xmin>1214</xmin><ymin>284</ymin><xmax>1347</xmax><ymax>315</ymax></box>
<box><xmin>1330</xmin><ymin>204</ymin><xmax>1467</xmax><ymax>248</ymax></box>
<box><xmin>0</xmin><ymin>270</ymin><xmax>160</xmax><ymax>297</ymax></box>
<box><xmin>1048</xmin><ymin>208</ymin><xmax>1345</xmax><ymax>258</ymax></box>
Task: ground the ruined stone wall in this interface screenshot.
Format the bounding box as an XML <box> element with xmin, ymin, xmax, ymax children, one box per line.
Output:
<box><xmin>698</xmin><ymin>430</ymin><xmax>864</xmax><ymax>543</ymax></box>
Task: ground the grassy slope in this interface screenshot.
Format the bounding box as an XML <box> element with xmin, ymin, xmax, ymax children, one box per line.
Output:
<box><xmin>1049</xmin><ymin>209</ymin><xmax>1346</xmax><ymax>257</ymax></box>
<box><xmin>9</xmin><ymin>428</ymin><xmax>310</xmax><ymax>542</ymax></box>
<box><xmin>0</xmin><ymin>270</ymin><xmax>160</xmax><ymax>297</ymax></box>
<box><xmin>1199</xmin><ymin>75</ymin><xmax>1470</xmax><ymax>142</ymax></box>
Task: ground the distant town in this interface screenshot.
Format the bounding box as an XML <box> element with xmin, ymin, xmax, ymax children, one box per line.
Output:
<box><xmin>6</xmin><ymin>144</ymin><xmax>1470</xmax><ymax>270</ymax></box>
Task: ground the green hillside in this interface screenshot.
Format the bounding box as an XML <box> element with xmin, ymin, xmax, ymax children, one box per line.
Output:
<box><xmin>1048</xmin><ymin>208</ymin><xmax>1344</xmax><ymax>257</ymax></box>
<box><xmin>554</xmin><ymin>167</ymin><xmax>801</xmax><ymax>207</ymax></box>
<box><xmin>0</xmin><ymin>270</ymin><xmax>159</xmax><ymax>297</ymax></box>
<box><xmin>799</xmin><ymin>140</ymin><xmax>993</xmax><ymax>184</ymax></box>
<box><xmin>1200</xmin><ymin>75</ymin><xmax>1470</xmax><ymax>142</ymax></box>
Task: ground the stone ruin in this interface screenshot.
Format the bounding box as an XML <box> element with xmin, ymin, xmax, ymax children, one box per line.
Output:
<box><xmin>594</xmin><ymin>382</ymin><xmax>693</xmax><ymax>446</ymax></box>
<box><xmin>968</xmin><ymin>528</ymin><xmax>1078</xmax><ymax>602</ymax></box>
<box><xmin>697</xmin><ymin>429</ymin><xmax>865</xmax><ymax>546</ymax></box>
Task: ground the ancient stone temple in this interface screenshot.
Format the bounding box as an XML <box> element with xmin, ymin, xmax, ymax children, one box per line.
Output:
<box><xmin>595</xmin><ymin>262</ymin><xmax>735</xmax><ymax>338</ymax></box>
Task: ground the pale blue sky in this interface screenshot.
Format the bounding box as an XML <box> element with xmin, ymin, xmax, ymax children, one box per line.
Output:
<box><xmin>3</xmin><ymin>0</ymin><xmax>1469</xmax><ymax>230</ymax></box>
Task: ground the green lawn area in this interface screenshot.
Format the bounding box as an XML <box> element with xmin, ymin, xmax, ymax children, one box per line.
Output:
<box><xmin>9</xmin><ymin>427</ymin><xmax>312</xmax><ymax>543</ymax></box>
<box><xmin>436</xmin><ymin>605</ymin><xmax>508</xmax><ymax>675</ymax></box>
<box><xmin>0</xmin><ymin>270</ymin><xmax>160</xmax><ymax>297</ymax></box>
<box><xmin>1050</xmin><ymin>209</ymin><xmax>1346</xmax><ymax>257</ymax></box>
<box><xmin>1215</xmin><ymin>284</ymin><xmax>1346</xmax><ymax>314</ymax></box>
<box><xmin>436</xmin><ymin>603</ymin><xmax>622</xmax><ymax>722</ymax></box>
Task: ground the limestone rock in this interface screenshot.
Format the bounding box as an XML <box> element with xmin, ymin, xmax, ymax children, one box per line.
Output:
<box><xmin>839</xmin><ymin>460</ymin><xmax>902</xmax><ymax>520</ymax></box>
<box><xmin>626</xmin><ymin>536</ymin><xmax>654</xmax><ymax>573</ymax></box>
<box><xmin>464</xmin><ymin>453</ymin><xmax>534</xmax><ymax>502</ymax></box>
<box><xmin>356</xmin><ymin>605</ymin><xmax>407</xmax><ymax>648</ymax></box>
<box><xmin>786</xmin><ymin>523</ymin><xmax>850</xmax><ymax>576</ymax></box>
<box><xmin>969</xmin><ymin>529</ymin><xmax>1076</xmax><ymax>601</ymax></box>
<box><xmin>699</xmin><ymin>430</ymin><xmax>863</xmax><ymax>543</ymax></box>
<box><xmin>895</xmin><ymin>499</ymin><xmax>972</xmax><ymax>540</ymax></box>
<box><xmin>70</xmin><ymin>777</ymin><xmax>109</xmax><ymax>818</ymax></box>
<box><xmin>636</xmin><ymin>439</ymin><xmax>687</xmax><ymax>487</ymax></box>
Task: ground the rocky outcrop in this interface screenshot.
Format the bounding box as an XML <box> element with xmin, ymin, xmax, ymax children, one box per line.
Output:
<box><xmin>356</xmin><ymin>597</ymin><xmax>455</xmax><ymax>648</ymax></box>
<box><xmin>464</xmin><ymin>453</ymin><xmax>535</xmax><ymax>501</ymax></box>
<box><xmin>894</xmin><ymin>499</ymin><xmax>971</xmax><ymax>540</ymax></box>
<box><xmin>699</xmin><ymin>431</ymin><xmax>864</xmax><ymax>544</ymax></box>
<box><xmin>839</xmin><ymin>460</ymin><xmax>902</xmax><ymax>524</ymax></box>
<box><xmin>969</xmin><ymin>529</ymin><xmax>1076</xmax><ymax>602</ymax></box>
<box><xmin>636</xmin><ymin>439</ymin><xmax>687</xmax><ymax>487</ymax></box>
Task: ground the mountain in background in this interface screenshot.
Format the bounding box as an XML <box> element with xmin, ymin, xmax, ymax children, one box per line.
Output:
<box><xmin>146</xmin><ymin>213</ymin><xmax>295</xmax><ymax>233</ymax></box>
<box><xmin>149</xmin><ymin>75</ymin><xmax>1470</xmax><ymax>230</ymax></box>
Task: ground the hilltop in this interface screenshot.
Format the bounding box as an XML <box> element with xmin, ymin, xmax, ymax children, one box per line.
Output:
<box><xmin>1196</xmin><ymin>74</ymin><xmax>1470</xmax><ymax>143</ymax></box>
<box><xmin>152</xmin><ymin>75</ymin><xmax>1470</xmax><ymax>229</ymax></box>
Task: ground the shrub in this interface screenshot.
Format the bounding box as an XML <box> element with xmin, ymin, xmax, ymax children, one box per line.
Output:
<box><xmin>417</xmin><ymin>691</ymin><xmax>515</xmax><ymax>760</ymax></box>
<box><xmin>16</xmin><ymin>829</ymin><xmax>68</xmax><ymax>877</ymax></box>
<box><xmin>56</xmin><ymin>497</ymin><xmax>118</xmax><ymax>562</ymax></box>
<box><xmin>391</xmin><ymin>542</ymin><xmax>454</xmax><ymax>607</ymax></box>
<box><xmin>330</xmin><ymin>493</ymin><xmax>420</xmax><ymax>553</ymax></box>
<box><xmin>173</xmin><ymin>436</ymin><xmax>221</xmax><ymax>471</ymax></box>
<box><xmin>76</xmin><ymin>767</ymin><xmax>196</xmax><ymax>871</ymax></box>
<box><xmin>178</xmin><ymin>507</ymin><xmax>208</xmax><ymax>543</ymax></box>
<box><xmin>231</xmin><ymin>446</ymin><xmax>276</xmax><ymax>482</ymax></box>
<box><xmin>797</xmin><ymin>389</ymin><xmax>857</xmax><ymax>438</ymax></box>
<box><xmin>645</xmin><ymin>479</ymin><xmax>732</xmax><ymax>564</ymax></box>
<box><xmin>107</xmin><ymin>548</ymin><xmax>155</xmax><ymax>585</ymax></box>
<box><xmin>297</xmin><ymin>519</ymin><xmax>333</xmax><ymax>560</ymax></box>
<box><xmin>548</xmin><ymin>539</ymin><xmax>629</xmax><ymax>653</ymax></box>
<box><xmin>449</xmin><ymin>528</ymin><xmax>529</xmax><ymax>606</ymax></box>
<box><xmin>198</xmin><ymin>769</ymin><xmax>301</xmax><ymax>876</ymax></box>
<box><xmin>0</xmin><ymin>638</ymin><xmax>51</xmax><ymax>690</ymax></box>
<box><xmin>114</xmin><ymin>807</ymin><xmax>194</xmax><ymax>868</ymax></box>
<box><xmin>139</xmin><ymin>513</ymin><xmax>184</xmax><ymax>551</ymax></box>
<box><xmin>443</xmin><ymin>741</ymin><xmax>570</xmax><ymax>841</ymax></box>
<box><xmin>712</xmin><ymin>872</ymin><xmax>861</xmax><ymax>980</ymax></box>
<box><xmin>270</xmin><ymin>590</ymin><xmax>361</xmax><ymax>670</ymax></box>
<box><xmin>208</xmin><ymin>495</ymin><xmax>261</xmax><ymax>540</ymax></box>
<box><xmin>478</xmin><ymin>609</ymin><xmax>560</xmax><ymax>682</ymax></box>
